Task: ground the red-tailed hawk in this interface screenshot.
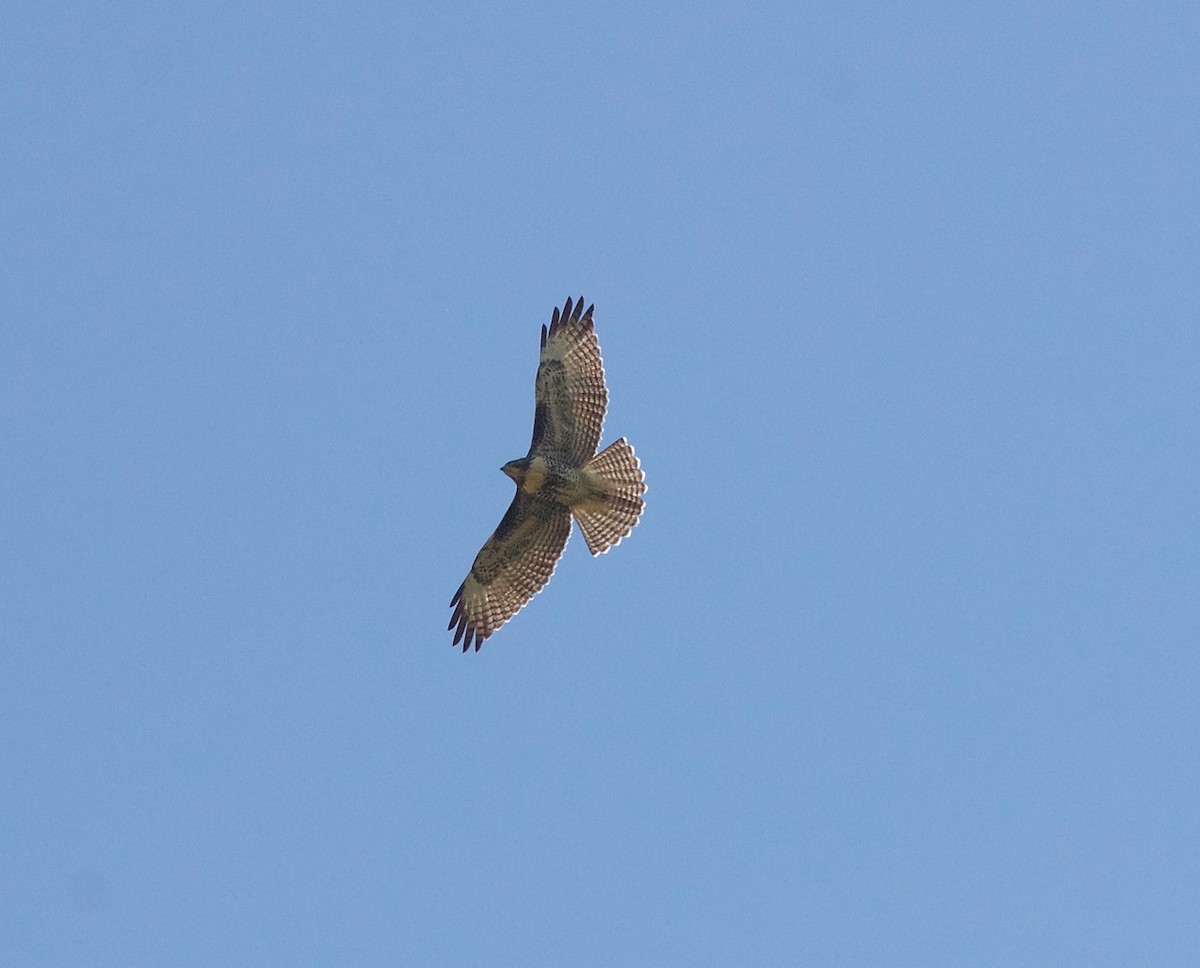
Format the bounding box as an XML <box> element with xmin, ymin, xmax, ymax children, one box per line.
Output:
<box><xmin>449</xmin><ymin>297</ymin><xmax>646</xmax><ymax>651</ymax></box>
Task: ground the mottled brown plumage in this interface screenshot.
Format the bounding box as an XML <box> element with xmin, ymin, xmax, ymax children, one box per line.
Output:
<box><xmin>449</xmin><ymin>297</ymin><xmax>646</xmax><ymax>652</ymax></box>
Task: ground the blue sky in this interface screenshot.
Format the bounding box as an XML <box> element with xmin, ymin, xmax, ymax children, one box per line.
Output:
<box><xmin>3</xmin><ymin>2</ymin><xmax>1198</xmax><ymax>964</ymax></box>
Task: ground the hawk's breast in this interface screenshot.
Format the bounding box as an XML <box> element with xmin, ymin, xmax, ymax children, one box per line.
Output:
<box><xmin>520</xmin><ymin>457</ymin><xmax>548</xmax><ymax>494</ymax></box>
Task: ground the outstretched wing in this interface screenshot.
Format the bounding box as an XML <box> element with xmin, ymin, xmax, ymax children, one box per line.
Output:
<box><xmin>448</xmin><ymin>491</ymin><xmax>572</xmax><ymax>652</ymax></box>
<box><xmin>529</xmin><ymin>296</ymin><xmax>608</xmax><ymax>465</ymax></box>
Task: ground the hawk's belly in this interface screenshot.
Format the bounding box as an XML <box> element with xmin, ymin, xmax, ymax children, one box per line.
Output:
<box><xmin>522</xmin><ymin>457</ymin><xmax>607</xmax><ymax>509</ymax></box>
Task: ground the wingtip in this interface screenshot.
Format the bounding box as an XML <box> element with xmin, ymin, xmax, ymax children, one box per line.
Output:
<box><xmin>547</xmin><ymin>295</ymin><xmax>593</xmax><ymax>333</ymax></box>
<box><xmin>451</xmin><ymin>609</ymin><xmax>469</xmax><ymax>646</ymax></box>
<box><xmin>460</xmin><ymin>625</ymin><xmax>485</xmax><ymax>652</ymax></box>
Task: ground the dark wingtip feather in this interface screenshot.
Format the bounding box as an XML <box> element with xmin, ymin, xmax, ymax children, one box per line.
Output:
<box><xmin>450</xmin><ymin>582</ymin><xmax>464</xmax><ymax>608</ymax></box>
<box><xmin>540</xmin><ymin>323</ymin><xmax>547</xmax><ymax>348</ymax></box>
<box><xmin>452</xmin><ymin>610</ymin><xmax>468</xmax><ymax>646</ymax></box>
<box><xmin>548</xmin><ymin>296</ymin><xmax>595</xmax><ymax>336</ymax></box>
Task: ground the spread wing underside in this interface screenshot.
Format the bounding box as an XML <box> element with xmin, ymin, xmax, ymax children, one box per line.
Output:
<box><xmin>448</xmin><ymin>491</ymin><xmax>572</xmax><ymax>652</ymax></box>
<box><xmin>530</xmin><ymin>297</ymin><xmax>608</xmax><ymax>465</ymax></box>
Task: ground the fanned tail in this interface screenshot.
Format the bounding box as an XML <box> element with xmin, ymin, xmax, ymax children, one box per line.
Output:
<box><xmin>573</xmin><ymin>438</ymin><xmax>647</xmax><ymax>555</ymax></box>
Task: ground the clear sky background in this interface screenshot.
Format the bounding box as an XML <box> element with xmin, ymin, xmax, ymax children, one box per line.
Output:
<box><xmin>3</xmin><ymin>2</ymin><xmax>1197</xmax><ymax>965</ymax></box>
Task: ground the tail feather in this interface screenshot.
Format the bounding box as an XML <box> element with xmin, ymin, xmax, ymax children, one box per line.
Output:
<box><xmin>574</xmin><ymin>438</ymin><xmax>647</xmax><ymax>555</ymax></box>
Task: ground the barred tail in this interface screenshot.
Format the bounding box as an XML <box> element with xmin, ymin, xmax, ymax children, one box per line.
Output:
<box><xmin>573</xmin><ymin>438</ymin><xmax>647</xmax><ymax>556</ymax></box>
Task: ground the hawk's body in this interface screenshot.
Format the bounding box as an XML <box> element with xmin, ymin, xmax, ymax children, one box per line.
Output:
<box><xmin>449</xmin><ymin>297</ymin><xmax>646</xmax><ymax>651</ymax></box>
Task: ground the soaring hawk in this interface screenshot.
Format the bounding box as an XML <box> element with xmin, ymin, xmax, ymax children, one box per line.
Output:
<box><xmin>449</xmin><ymin>297</ymin><xmax>646</xmax><ymax>651</ymax></box>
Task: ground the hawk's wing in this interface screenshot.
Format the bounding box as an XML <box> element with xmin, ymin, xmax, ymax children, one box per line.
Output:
<box><xmin>448</xmin><ymin>490</ymin><xmax>572</xmax><ymax>652</ymax></box>
<box><xmin>529</xmin><ymin>296</ymin><xmax>608</xmax><ymax>465</ymax></box>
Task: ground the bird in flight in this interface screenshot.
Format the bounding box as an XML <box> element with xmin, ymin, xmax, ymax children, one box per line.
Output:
<box><xmin>449</xmin><ymin>297</ymin><xmax>646</xmax><ymax>652</ymax></box>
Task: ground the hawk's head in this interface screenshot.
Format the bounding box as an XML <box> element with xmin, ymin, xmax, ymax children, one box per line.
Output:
<box><xmin>501</xmin><ymin>458</ymin><xmax>530</xmax><ymax>484</ymax></box>
<box><xmin>502</xmin><ymin>457</ymin><xmax>547</xmax><ymax>495</ymax></box>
